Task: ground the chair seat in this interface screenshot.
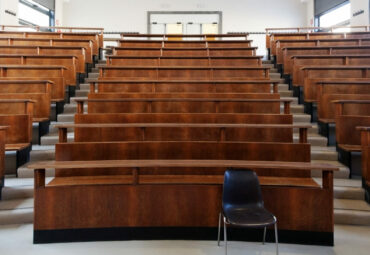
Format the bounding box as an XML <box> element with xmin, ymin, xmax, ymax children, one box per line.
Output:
<box><xmin>224</xmin><ymin>207</ymin><xmax>276</xmax><ymax>227</ymax></box>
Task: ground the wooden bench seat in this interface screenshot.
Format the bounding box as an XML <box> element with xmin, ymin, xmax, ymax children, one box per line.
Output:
<box><xmin>334</xmin><ymin>100</ymin><xmax>370</xmax><ymax>176</ymax></box>
<box><xmin>28</xmin><ymin>159</ymin><xmax>336</xmax><ymax>245</ymax></box>
<box><xmin>276</xmin><ymin>38</ymin><xmax>370</xmax><ymax>65</ymax></box>
<box><xmin>0</xmin><ymin>65</ymin><xmax>66</xmax><ymax>102</ymax></box>
<box><xmin>47</xmin><ymin>174</ymin><xmax>318</xmax><ymax>187</ymax></box>
<box><xmin>268</xmin><ymin>31</ymin><xmax>370</xmax><ymax>56</ymax></box>
<box><xmin>0</xmin><ymin>31</ymin><xmax>101</xmax><ymax>56</ymax></box>
<box><xmin>0</xmin><ymin>38</ymin><xmax>93</xmax><ymax>64</ymax></box>
<box><xmin>0</xmin><ymin>54</ymin><xmax>79</xmax><ymax>85</ymax></box>
<box><xmin>0</xmin><ymin>45</ymin><xmax>86</xmax><ymax>73</ymax></box>
<box><xmin>105</xmin><ymin>56</ymin><xmax>263</xmax><ymax>66</ymax></box>
<box><xmin>75</xmin><ymin>113</ymin><xmax>293</xmax><ymax>125</ymax></box>
<box><xmin>87</xmin><ymin>92</ymin><xmax>281</xmax><ymax>99</ymax></box>
<box><xmin>89</xmin><ymin>80</ymin><xmax>279</xmax><ymax>94</ymax></box>
<box><xmin>111</xmin><ymin>47</ymin><xmax>258</xmax><ymax>57</ymax></box>
<box><xmin>117</xmin><ymin>40</ymin><xmax>252</xmax><ymax>48</ymax></box>
<box><xmin>0</xmin><ymin>126</ymin><xmax>6</xmax><ymax>200</ymax></box>
<box><xmin>0</xmin><ymin>80</ymin><xmax>52</xmax><ymax>120</ymax></box>
<box><xmin>98</xmin><ymin>66</ymin><xmax>270</xmax><ymax>80</ymax></box>
<box><xmin>317</xmin><ymin>80</ymin><xmax>370</xmax><ymax>123</ymax></box>
<box><xmin>300</xmin><ymin>66</ymin><xmax>370</xmax><ymax>115</ymax></box>
<box><xmin>0</xmin><ymin>99</ymin><xmax>33</xmax><ymax>169</ymax></box>
<box><xmin>291</xmin><ymin>55</ymin><xmax>370</xmax><ymax>87</ymax></box>
<box><xmin>56</xmin><ymin>123</ymin><xmax>310</xmax><ymax>143</ymax></box>
<box><xmin>282</xmin><ymin>46</ymin><xmax>370</xmax><ymax>75</ymax></box>
<box><xmin>76</xmin><ymin>98</ymin><xmax>292</xmax><ymax>114</ymax></box>
<box><xmin>358</xmin><ymin>126</ymin><xmax>370</xmax><ymax>203</ymax></box>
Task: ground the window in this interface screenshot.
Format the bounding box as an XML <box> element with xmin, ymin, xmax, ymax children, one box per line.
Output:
<box><xmin>18</xmin><ymin>0</ymin><xmax>54</xmax><ymax>28</ymax></box>
<box><xmin>318</xmin><ymin>2</ymin><xmax>350</xmax><ymax>27</ymax></box>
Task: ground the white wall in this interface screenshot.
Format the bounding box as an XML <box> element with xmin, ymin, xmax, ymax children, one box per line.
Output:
<box><xmin>304</xmin><ymin>0</ymin><xmax>370</xmax><ymax>27</ymax></box>
<box><xmin>0</xmin><ymin>0</ymin><xmax>19</xmax><ymax>26</ymax></box>
<box><xmin>62</xmin><ymin>0</ymin><xmax>307</xmax><ymax>32</ymax></box>
<box><xmin>55</xmin><ymin>0</ymin><xmax>64</xmax><ymax>27</ymax></box>
<box><xmin>305</xmin><ymin>0</ymin><xmax>314</xmax><ymax>26</ymax></box>
<box><xmin>61</xmin><ymin>0</ymin><xmax>308</xmax><ymax>56</ymax></box>
<box><xmin>350</xmin><ymin>0</ymin><xmax>369</xmax><ymax>26</ymax></box>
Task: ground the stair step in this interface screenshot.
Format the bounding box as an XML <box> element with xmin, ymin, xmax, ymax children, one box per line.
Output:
<box><xmin>293</xmin><ymin>114</ymin><xmax>311</xmax><ymax>123</ymax></box>
<box><xmin>0</xmin><ymin>198</ymin><xmax>33</xmax><ymax>211</ymax></box>
<box><xmin>28</xmin><ymin>149</ymin><xmax>55</xmax><ymax>162</ymax></box>
<box><xmin>334</xmin><ymin>186</ymin><xmax>365</xmax><ymax>200</ymax></box>
<box><xmin>335</xmin><ymin>209</ymin><xmax>370</xmax><ymax>226</ymax></box>
<box><xmin>57</xmin><ymin>114</ymin><xmax>74</xmax><ymax>122</ymax></box>
<box><xmin>75</xmin><ymin>90</ymin><xmax>89</xmax><ymax>97</ymax></box>
<box><xmin>294</xmin><ymin>134</ymin><xmax>327</xmax><ymax>146</ymax></box>
<box><xmin>334</xmin><ymin>199</ymin><xmax>370</xmax><ymax>225</ymax></box>
<box><xmin>0</xmin><ymin>208</ymin><xmax>33</xmax><ymax>225</ymax></box>
<box><xmin>262</xmin><ymin>60</ymin><xmax>273</xmax><ymax>64</ymax></box>
<box><xmin>311</xmin><ymin>148</ymin><xmax>338</xmax><ymax>161</ymax></box>
<box><xmin>278</xmin><ymin>84</ymin><xmax>289</xmax><ymax>91</ymax></box>
<box><xmin>79</xmin><ymin>83</ymin><xmax>90</xmax><ymax>90</ymax></box>
<box><xmin>17</xmin><ymin>165</ymin><xmax>55</xmax><ymax>178</ymax></box>
<box><xmin>1</xmin><ymin>186</ymin><xmax>33</xmax><ymax>200</ymax></box>
<box><xmin>269</xmin><ymin>73</ymin><xmax>281</xmax><ymax>79</ymax></box>
<box><xmin>311</xmin><ymin>160</ymin><xmax>350</xmax><ymax>179</ymax></box>
<box><xmin>88</xmin><ymin>73</ymin><xmax>99</xmax><ymax>78</ymax></box>
<box><xmin>279</xmin><ymin>90</ymin><xmax>293</xmax><ymax>97</ymax></box>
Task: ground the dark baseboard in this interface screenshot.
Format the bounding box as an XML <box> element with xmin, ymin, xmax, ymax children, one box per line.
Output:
<box><xmin>364</xmin><ymin>180</ymin><xmax>370</xmax><ymax>204</ymax></box>
<box><xmin>318</xmin><ymin>121</ymin><xmax>336</xmax><ymax>146</ymax></box>
<box><xmin>69</xmin><ymin>86</ymin><xmax>76</xmax><ymax>98</ymax></box>
<box><xmin>292</xmin><ymin>86</ymin><xmax>304</xmax><ymax>104</ymax></box>
<box><xmin>34</xmin><ymin>227</ymin><xmax>334</xmax><ymax>246</ymax></box>
<box><xmin>16</xmin><ymin>145</ymin><xmax>32</xmax><ymax>170</ymax></box>
<box><xmin>337</xmin><ymin>147</ymin><xmax>362</xmax><ymax>178</ymax></box>
<box><xmin>0</xmin><ymin>176</ymin><xmax>4</xmax><ymax>200</ymax></box>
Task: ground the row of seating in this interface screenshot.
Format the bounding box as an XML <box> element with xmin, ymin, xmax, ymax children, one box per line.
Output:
<box><xmin>0</xmin><ymin>27</ymin><xmax>104</xmax><ymax>199</ymax></box>
<box><xmin>27</xmin><ymin>32</ymin><xmax>338</xmax><ymax>246</ymax></box>
<box><xmin>266</xmin><ymin>28</ymin><xmax>370</xmax><ymax>202</ymax></box>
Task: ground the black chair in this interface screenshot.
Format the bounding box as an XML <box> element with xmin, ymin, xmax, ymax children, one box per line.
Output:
<box><xmin>217</xmin><ymin>168</ymin><xmax>278</xmax><ymax>255</ymax></box>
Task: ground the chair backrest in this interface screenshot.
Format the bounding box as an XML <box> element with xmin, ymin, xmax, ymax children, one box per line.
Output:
<box><xmin>222</xmin><ymin>169</ymin><xmax>264</xmax><ymax>209</ymax></box>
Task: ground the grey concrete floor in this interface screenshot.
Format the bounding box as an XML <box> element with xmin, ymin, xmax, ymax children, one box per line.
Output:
<box><xmin>0</xmin><ymin>224</ymin><xmax>369</xmax><ymax>255</ymax></box>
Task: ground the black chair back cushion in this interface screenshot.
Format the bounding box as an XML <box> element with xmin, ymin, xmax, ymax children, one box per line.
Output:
<box><xmin>222</xmin><ymin>168</ymin><xmax>264</xmax><ymax>211</ymax></box>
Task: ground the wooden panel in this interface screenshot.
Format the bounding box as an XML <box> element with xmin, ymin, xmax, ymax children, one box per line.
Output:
<box><xmin>34</xmin><ymin>183</ymin><xmax>332</xmax><ymax>233</ymax></box>
<box><xmin>99</xmin><ymin>67</ymin><xmax>268</xmax><ymax>80</ymax></box>
<box><xmin>302</xmin><ymin>67</ymin><xmax>370</xmax><ymax>103</ymax></box>
<box><xmin>74</xmin><ymin>125</ymin><xmax>294</xmax><ymax>143</ymax></box>
<box><xmin>55</xmin><ymin>141</ymin><xmax>311</xmax><ymax>177</ymax></box>
<box><xmin>0</xmin><ymin>66</ymin><xmax>65</xmax><ymax>101</ymax></box>
<box><xmin>0</xmin><ymin>94</ymin><xmax>50</xmax><ymax>120</ymax></box>
<box><xmin>336</xmin><ymin>116</ymin><xmax>370</xmax><ymax>147</ymax></box>
<box><xmin>283</xmin><ymin>47</ymin><xmax>370</xmax><ymax>75</ymax></box>
<box><xmin>93</xmin><ymin>81</ymin><xmax>274</xmax><ymax>94</ymax></box>
<box><xmin>0</xmin><ymin>115</ymin><xmax>32</xmax><ymax>144</ymax></box>
<box><xmin>0</xmin><ymin>55</ymin><xmax>77</xmax><ymax>85</ymax></box>
<box><xmin>75</xmin><ymin>113</ymin><xmax>293</xmax><ymax>125</ymax></box>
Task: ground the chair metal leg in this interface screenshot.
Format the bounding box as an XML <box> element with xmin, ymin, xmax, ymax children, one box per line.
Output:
<box><xmin>224</xmin><ymin>217</ymin><xmax>227</xmax><ymax>255</ymax></box>
<box><xmin>217</xmin><ymin>212</ymin><xmax>221</xmax><ymax>246</ymax></box>
<box><xmin>274</xmin><ymin>223</ymin><xmax>279</xmax><ymax>255</ymax></box>
<box><xmin>263</xmin><ymin>227</ymin><xmax>266</xmax><ymax>245</ymax></box>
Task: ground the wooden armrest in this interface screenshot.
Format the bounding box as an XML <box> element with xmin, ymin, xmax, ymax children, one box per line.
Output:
<box><xmin>337</xmin><ymin>144</ymin><xmax>362</xmax><ymax>152</ymax></box>
<box><xmin>47</xmin><ymin>174</ymin><xmax>319</xmax><ymax>188</ymax></box>
<box><xmin>357</xmin><ymin>126</ymin><xmax>370</xmax><ymax>131</ymax></box>
<box><xmin>5</xmin><ymin>143</ymin><xmax>30</xmax><ymax>151</ymax></box>
<box><xmin>33</xmin><ymin>117</ymin><xmax>49</xmax><ymax>123</ymax></box>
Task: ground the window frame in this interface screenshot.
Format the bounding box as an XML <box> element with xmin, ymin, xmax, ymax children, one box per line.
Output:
<box><xmin>18</xmin><ymin>0</ymin><xmax>55</xmax><ymax>29</ymax></box>
<box><xmin>315</xmin><ymin>1</ymin><xmax>351</xmax><ymax>28</ymax></box>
